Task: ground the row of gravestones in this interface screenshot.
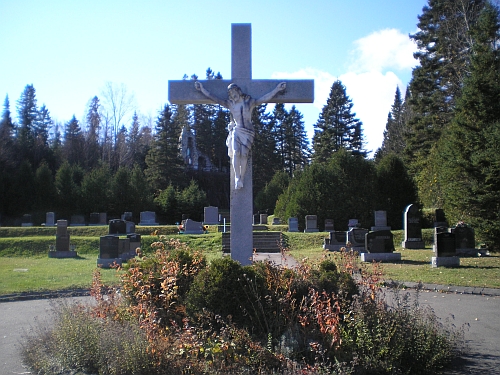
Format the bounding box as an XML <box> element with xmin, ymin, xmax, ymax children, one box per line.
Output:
<box><xmin>23</xmin><ymin>211</ymin><xmax>160</xmax><ymax>227</ymax></box>
<box><xmin>98</xmin><ymin>219</ymin><xmax>142</xmax><ymax>268</ymax></box>
<box><xmin>318</xmin><ymin>212</ymin><xmax>402</xmax><ymax>263</ymax></box>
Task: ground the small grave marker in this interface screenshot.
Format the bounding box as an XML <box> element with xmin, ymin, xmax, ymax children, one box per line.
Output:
<box><xmin>304</xmin><ymin>215</ymin><xmax>319</xmax><ymax>233</ymax></box>
<box><xmin>288</xmin><ymin>217</ymin><xmax>299</xmax><ymax>232</ymax></box>
<box><xmin>401</xmin><ymin>204</ymin><xmax>425</xmax><ymax>249</ymax></box>
<box><xmin>204</xmin><ymin>206</ymin><xmax>219</xmax><ymax>225</ymax></box>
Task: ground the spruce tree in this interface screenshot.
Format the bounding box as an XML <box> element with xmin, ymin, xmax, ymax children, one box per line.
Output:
<box><xmin>438</xmin><ymin>2</ymin><xmax>500</xmax><ymax>249</ymax></box>
<box><xmin>253</xmin><ymin>103</ymin><xmax>279</xmax><ymax>196</ymax></box>
<box><xmin>0</xmin><ymin>95</ymin><xmax>15</xmax><ymax>168</ymax></box>
<box><xmin>33</xmin><ymin>104</ymin><xmax>53</xmax><ymax>168</ymax></box>
<box><xmin>405</xmin><ymin>0</ymin><xmax>485</xmax><ymax>172</ymax></box>
<box><xmin>145</xmin><ymin>105</ymin><xmax>185</xmax><ymax>190</ymax></box>
<box><xmin>376</xmin><ymin>86</ymin><xmax>406</xmax><ymax>159</ymax></box>
<box><xmin>16</xmin><ymin>84</ymin><xmax>38</xmax><ymax>165</ymax></box>
<box><xmin>312</xmin><ymin>80</ymin><xmax>365</xmax><ymax>162</ymax></box>
<box><xmin>63</xmin><ymin>115</ymin><xmax>85</xmax><ymax>166</ymax></box>
<box><xmin>283</xmin><ymin>105</ymin><xmax>309</xmax><ymax>176</ymax></box>
<box><xmin>84</xmin><ymin>96</ymin><xmax>101</xmax><ymax>170</ymax></box>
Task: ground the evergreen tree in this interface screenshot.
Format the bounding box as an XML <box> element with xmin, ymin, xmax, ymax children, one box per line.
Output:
<box><xmin>255</xmin><ymin>170</ymin><xmax>290</xmax><ymax>215</ymax></box>
<box><xmin>129</xmin><ymin>164</ymin><xmax>153</xmax><ymax>216</ymax></box>
<box><xmin>63</xmin><ymin>115</ymin><xmax>85</xmax><ymax>166</ymax></box>
<box><xmin>275</xmin><ymin>149</ymin><xmax>376</xmax><ymax>230</ymax></box>
<box><xmin>437</xmin><ymin>2</ymin><xmax>500</xmax><ymax>249</ymax></box>
<box><xmin>33</xmin><ymin>104</ymin><xmax>53</xmax><ymax>168</ymax></box>
<box><xmin>272</xmin><ymin>103</ymin><xmax>288</xmax><ymax>171</ymax></box>
<box><xmin>253</xmin><ymin>103</ymin><xmax>279</xmax><ymax>195</ymax></box>
<box><xmin>16</xmin><ymin>84</ymin><xmax>38</xmax><ymax>164</ymax></box>
<box><xmin>34</xmin><ymin>162</ymin><xmax>57</xmax><ymax>212</ymax></box>
<box><xmin>0</xmin><ymin>95</ymin><xmax>15</xmax><ymax>168</ymax></box>
<box><xmin>376</xmin><ymin>86</ymin><xmax>406</xmax><ymax>159</ymax></box>
<box><xmin>80</xmin><ymin>163</ymin><xmax>111</xmax><ymax>215</ymax></box>
<box><xmin>145</xmin><ymin>105</ymin><xmax>185</xmax><ymax>191</ymax></box>
<box><xmin>12</xmin><ymin>160</ymin><xmax>36</xmax><ymax>215</ymax></box>
<box><xmin>84</xmin><ymin>96</ymin><xmax>101</xmax><ymax>170</ymax></box>
<box><xmin>110</xmin><ymin>166</ymin><xmax>133</xmax><ymax>215</ymax></box>
<box><xmin>312</xmin><ymin>80</ymin><xmax>365</xmax><ymax>162</ymax></box>
<box><xmin>55</xmin><ymin>161</ymin><xmax>82</xmax><ymax>218</ymax></box>
<box><xmin>114</xmin><ymin>125</ymin><xmax>128</xmax><ymax>169</ymax></box>
<box><xmin>375</xmin><ymin>154</ymin><xmax>418</xmax><ymax>230</ymax></box>
<box><xmin>125</xmin><ymin>112</ymin><xmax>142</xmax><ymax>168</ymax></box>
<box><xmin>0</xmin><ymin>95</ymin><xmax>16</xmax><ymax>216</ymax></box>
<box><xmin>405</xmin><ymin>0</ymin><xmax>485</xmax><ymax>172</ymax></box>
<box><xmin>285</xmin><ymin>105</ymin><xmax>310</xmax><ymax>175</ymax></box>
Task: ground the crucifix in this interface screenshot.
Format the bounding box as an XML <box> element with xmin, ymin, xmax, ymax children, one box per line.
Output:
<box><xmin>168</xmin><ymin>23</ymin><xmax>314</xmax><ymax>265</ymax></box>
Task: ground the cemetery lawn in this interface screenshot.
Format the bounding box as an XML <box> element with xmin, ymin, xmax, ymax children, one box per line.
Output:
<box><xmin>0</xmin><ymin>254</ymin><xmax>121</xmax><ymax>295</ymax></box>
<box><xmin>380</xmin><ymin>250</ymin><xmax>500</xmax><ymax>289</ymax></box>
<box><xmin>1</xmin><ymin>229</ymin><xmax>499</xmax><ymax>294</ymax></box>
<box><xmin>284</xmin><ymin>232</ymin><xmax>500</xmax><ymax>289</ymax></box>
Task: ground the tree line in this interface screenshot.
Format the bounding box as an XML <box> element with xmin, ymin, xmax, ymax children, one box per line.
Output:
<box><xmin>2</xmin><ymin>0</ymin><xmax>500</xmax><ymax>250</ymax></box>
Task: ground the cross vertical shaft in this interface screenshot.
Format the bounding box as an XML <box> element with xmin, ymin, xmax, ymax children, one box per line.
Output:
<box><xmin>232</xmin><ymin>24</ymin><xmax>251</xmax><ymax>80</ymax></box>
<box><xmin>168</xmin><ymin>23</ymin><xmax>314</xmax><ymax>265</ymax></box>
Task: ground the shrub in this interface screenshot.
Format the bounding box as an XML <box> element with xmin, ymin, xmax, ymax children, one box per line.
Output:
<box><xmin>21</xmin><ymin>241</ymin><xmax>464</xmax><ymax>375</ymax></box>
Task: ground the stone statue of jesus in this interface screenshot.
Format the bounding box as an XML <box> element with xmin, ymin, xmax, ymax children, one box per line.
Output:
<box><xmin>195</xmin><ymin>81</ymin><xmax>286</xmax><ymax>189</ymax></box>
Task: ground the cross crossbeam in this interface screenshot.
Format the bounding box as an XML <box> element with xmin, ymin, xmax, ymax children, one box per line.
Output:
<box><xmin>168</xmin><ymin>23</ymin><xmax>314</xmax><ymax>265</ymax></box>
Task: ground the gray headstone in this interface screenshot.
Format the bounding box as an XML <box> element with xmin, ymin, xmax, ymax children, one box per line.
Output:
<box><xmin>89</xmin><ymin>212</ymin><xmax>100</xmax><ymax>225</ymax></box>
<box><xmin>99</xmin><ymin>235</ymin><xmax>120</xmax><ymax>259</ymax></box>
<box><xmin>48</xmin><ymin>219</ymin><xmax>77</xmax><ymax>258</ymax></box>
<box><xmin>55</xmin><ymin>220</ymin><xmax>70</xmax><ymax>252</ymax></box>
<box><xmin>401</xmin><ymin>204</ymin><xmax>425</xmax><ymax>249</ymax></box>
<box><xmin>365</xmin><ymin>230</ymin><xmax>395</xmax><ymax>253</ymax></box>
<box><xmin>56</xmin><ymin>220</ymin><xmax>68</xmax><ymax>237</ymax></box>
<box><xmin>121</xmin><ymin>212</ymin><xmax>133</xmax><ymax>222</ymax></box>
<box><xmin>109</xmin><ymin>219</ymin><xmax>127</xmax><ymax>235</ymax></box>
<box><xmin>304</xmin><ymin>215</ymin><xmax>319</xmax><ymax>232</ymax></box>
<box><xmin>371</xmin><ymin>210</ymin><xmax>391</xmax><ymax>231</ymax></box>
<box><xmin>139</xmin><ymin>211</ymin><xmax>159</xmax><ymax>225</ymax></box>
<box><xmin>288</xmin><ymin>217</ymin><xmax>299</xmax><ymax>232</ymax></box>
<box><xmin>253</xmin><ymin>214</ymin><xmax>260</xmax><ymax>225</ymax></box>
<box><xmin>323</xmin><ymin>231</ymin><xmax>347</xmax><ymax>251</ymax></box>
<box><xmin>272</xmin><ymin>217</ymin><xmax>281</xmax><ymax>225</ymax></box>
<box><xmin>260</xmin><ymin>214</ymin><xmax>268</xmax><ymax>225</ymax></box>
<box><xmin>127</xmin><ymin>233</ymin><xmax>141</xmax><ymax>255</ymax></box>
<box><xmin>45</xmin><ymin>212</ymin><xmax>56</xmax><ymax>226</ymax></box>
<box><xmin>324</xmin><ymin>219</ymin><xmax>334</xmax><ymax>232</ymax></box>
<box><xmin>348</xmin><ymin>219</ymin><xmax>359</xmax><ymax>229</ymax></box>
<box><xmin>434</xmin><ymin>209</ymin><xmax>448</xmax><ymax>228</ymax></box>
<box><xmin>434</xmin><ymin>231</ymin><xmax>456</xmax><ymax>257</ymax></box>
<box><xmin>125</xmin><ymin>221</ymin><xmax>136</xmax><ymax>234</ymax></box>
<box><xmin>347</xmin><ymin>228</ymin><xmax>369</xmax><ymax>251</ymax></box>
<box><xmin>204</xmin><ymin>206</ymin><xmax>219</xmax><ymax>225</ymax></box>
<box><xmin>118</xmin><ymin>238</ymin><xmax>132</xmax><ymax>260</ymax></box>
<box><xmin>21</xmin><ymin>214</ymin><xmax>33</xmax><ymax>227</ymax></box>
<box><xmin>99</xmin><ymin>212</ymin><xmax>107</xmax><ymax>225</ymax></box>
<box><xmin>70</xmin><ymin>215</ymin><xmax>85</xmax><ymax>226</ymax></box>
<box><xmin>452</xmin><ymin>225</ymin><xmax>475</xmax><ymax>255</ymax></box>
<box><xmin>183</xmin><ymin>219</ymin><xmax>204</xmax><ymax>234</ymax></box>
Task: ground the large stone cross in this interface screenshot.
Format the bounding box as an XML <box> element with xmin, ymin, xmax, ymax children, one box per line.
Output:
<box><xmin>168</xmin><ymin>23</ymin><xmax>314</xmax><ymax>265</ymax></box>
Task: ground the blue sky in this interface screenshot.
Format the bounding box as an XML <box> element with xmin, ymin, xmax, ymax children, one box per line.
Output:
<box><xmin>0</xmin><ymin>0</ymin><xmax>428</xmax><ymax>156</ymax></box>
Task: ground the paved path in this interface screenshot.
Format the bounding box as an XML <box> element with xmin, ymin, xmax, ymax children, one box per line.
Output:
<box><xmin>1</xmin><ymin>280</ymin><xmax>499</xmax><ymax>374</ymax></box>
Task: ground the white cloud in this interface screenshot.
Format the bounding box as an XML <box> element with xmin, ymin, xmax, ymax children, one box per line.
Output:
<box><xmin>339</xmin><ymin>71</ymin><xmax>402</xmax><ymax>154</ymax></box>
<box><xmin>271</xmin><ymin>29</ymin><xmax>418</xmax><ymax>157</ymax></box>
<box><xmin>349</xmin><ymin>28</ymin><xmax>418</xmax><ymax>72</ymax></box>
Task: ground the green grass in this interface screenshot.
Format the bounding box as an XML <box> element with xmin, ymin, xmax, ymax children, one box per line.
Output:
<box><xmin>0</xmin><ymin>254</ymin><xmax>121</xmax><ymax>295</ymax></box>
<box><xmin>0</xmin><ymin>227</ymin><xmax>499</xmax><ymax>295</ymax></box>
<box><xmin>381</xmin><ymin>250</ymin><xmax>500</xmax><ymax>288</ymax></box>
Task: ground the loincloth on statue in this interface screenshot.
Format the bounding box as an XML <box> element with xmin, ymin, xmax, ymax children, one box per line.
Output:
<box><xmin>226</xmin><ymin>126</ymin><xmax>255</xmax><ymax>158</ymax></box>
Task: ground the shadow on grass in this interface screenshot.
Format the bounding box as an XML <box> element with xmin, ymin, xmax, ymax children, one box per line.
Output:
<box><xmin>456</xmin><ymin>265</ymin><xmax>500</xmax><ymax>270</ymax></box>
<box><xmin>394</xmin><ymin>260</ymin><xmax>430</xmax><ymax>266</ymax></box>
